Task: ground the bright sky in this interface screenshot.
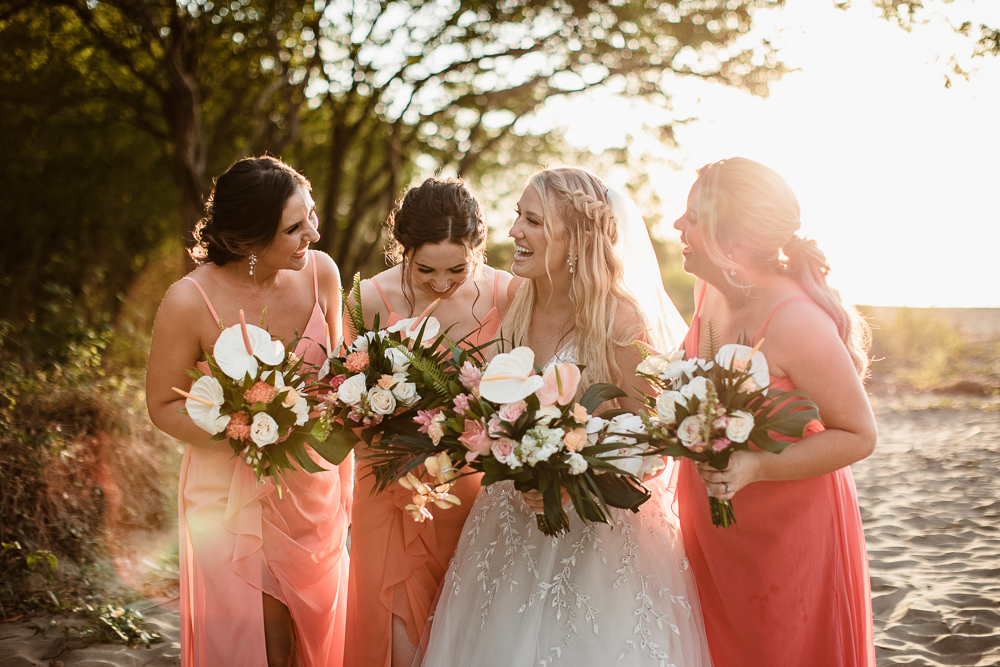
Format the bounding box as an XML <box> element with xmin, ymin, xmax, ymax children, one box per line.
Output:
<box><xmin>533</xmin><ymin>0</ymin><xmax>1000</xmax><ymax>308</ymax></box>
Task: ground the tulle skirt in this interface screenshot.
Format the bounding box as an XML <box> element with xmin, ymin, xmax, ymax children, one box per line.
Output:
<box><xmin>420</xmin><ymin>471</ymin><xmax>713</xmax><ymax>667</ymax></box>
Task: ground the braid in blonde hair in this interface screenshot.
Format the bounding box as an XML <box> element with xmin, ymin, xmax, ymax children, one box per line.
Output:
<box><xmin>501</xmin><ymin>168</ymin><xmax>646</xmax><ymax>388</ymax></box>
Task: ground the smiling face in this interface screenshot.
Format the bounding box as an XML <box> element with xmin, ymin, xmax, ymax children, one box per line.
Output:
<box><xmin>509</xmin><ymin>183</ymin><xmax>570</xmax><ymax>281</ymax></box>
<box><xmin>673</xmin><ymin>180</ymin><xmax>715</xmax><ymax>280</ymax></box>
<box><xmin>407</xmin><ymin>241</ymin><xmax>474</xmax><ymax>300</ymax></box>
<box><xmin>257</xmin><ymin>185</ymin><xmax>321</xmax><ymax>272</ymax></box>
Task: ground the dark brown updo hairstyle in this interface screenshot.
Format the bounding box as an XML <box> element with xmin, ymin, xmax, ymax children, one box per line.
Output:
<box><xmin>385</xmin><ymin>177</ymin><xmax>488</xmax><ymax>314</ymax></box>
<box><xmin>190</xmin><ymin>156</ymin><xmax>311</xmax><ymax>265</ymax></box>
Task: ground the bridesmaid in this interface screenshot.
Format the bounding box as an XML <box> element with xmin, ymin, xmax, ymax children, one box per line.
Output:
<box><xmin>672</xmin><ymin>157</ymin><xmax>877</xmax><ymax>666</ymax></box>
<box><xmin>344</xmin><ymin>178</ymin><xmax>518</xmax><ymax>667</ymax></box>
<box><xmin>147</xmin><ymin>157</ymin><xmax>351</xmax><ymax>667</ymax></box>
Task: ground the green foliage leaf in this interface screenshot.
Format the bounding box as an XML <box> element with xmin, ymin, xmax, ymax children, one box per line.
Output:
<box><xmin>578</xmin><ymin>383</ymin><xmax>627</xmax><ymax>413</ymax></box>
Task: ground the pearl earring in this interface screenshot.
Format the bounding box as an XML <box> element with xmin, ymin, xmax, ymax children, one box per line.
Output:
<box><xmin>249</xmin><ymin>254</ymin><xmax>258</xmax><ymax>276</ymax></box>
<box><xmin>567</xmin><ymin>253</ymin><xmax>576</xmax><ymax>274</ymax></box>
<box><xmin>728</xmin><ymin>253</ymin><xmax>735</xmax><ymax>277</ymax></box>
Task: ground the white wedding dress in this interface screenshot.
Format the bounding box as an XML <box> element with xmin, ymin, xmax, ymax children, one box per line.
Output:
<box><xmin>419</xmin><ymin>347</ymin><xmax>713</xmax><ymax>667</ymax></box>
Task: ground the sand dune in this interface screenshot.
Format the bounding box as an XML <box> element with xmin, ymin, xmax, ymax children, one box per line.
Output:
<box><xmin>2</xmin><ymin>397</ymin><xmax>999</xmax><ymax>666</ymax></box>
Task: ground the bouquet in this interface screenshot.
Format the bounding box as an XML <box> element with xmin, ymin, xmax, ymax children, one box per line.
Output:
<box><xmin>173</xmin><ymin>310</ymin><xmax>345</xmax><ymax>491</ymax></box>
<box><xmin>369</xmin><ymin>346</ymin><xmax>660</xmax><ymax>537</ymax></box>
<box><xmin>634</xmin><ymin>336</ymin><xmax>821</xmax><ymax>527</ymax></box>
<box><xmin>311</xmin><ymin>273</ymin><xmax>480</xmax><ymax>466</ymax></box>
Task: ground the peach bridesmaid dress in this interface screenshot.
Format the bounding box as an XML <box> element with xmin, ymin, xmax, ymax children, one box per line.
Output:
<box><xmin>177</xmin><ymin>252</ymin><xmax>353</xmax><ymax>666</ymax></box>
<box><xmin>677</xmin><ymin>285</ymin><xmax>875</xmax><ymax>666</ymax></box>
<box><xmin>343</xmin><ymin>272</ymin><xmax>501</xmax><ymax>667</ymax></box>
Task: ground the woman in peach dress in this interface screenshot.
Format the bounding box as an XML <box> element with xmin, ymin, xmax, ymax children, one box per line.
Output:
<box><xmin>147</xmin><ymin>157</ymin><xmax>351</xmax><ymax>667</ymax></box>
<box><xmin>672</xmin><ymin>157</ymin><xmax>877</xmax><ymax>666</ymax></box>
<box><xmin>344</xmin><ymin>178</ymin><xmax>518</xmax><ymax>667</ymax></box>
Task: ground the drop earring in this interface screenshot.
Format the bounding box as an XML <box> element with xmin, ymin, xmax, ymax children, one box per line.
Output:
<box><xmin>728</xmin><ymin>253</ymin><xmax>736</xmax><ymax>277</ymax></box>
<box><xmin>249</xmin><ymin>254</ymin><xmax>257</xmax><ymax>277</ymax></box>
<box><xmin>566</xmin><ymin>253</ymin><xmax>575</xmax><ymax>274</ymax></box>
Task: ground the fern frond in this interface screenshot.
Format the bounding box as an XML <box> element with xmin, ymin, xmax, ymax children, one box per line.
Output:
<box><xmin>397</xmin><ymin>343</ymin><xmax>453</xmax><ymax>397</ymax></box>
<box><xmin>343</xmin><ymin>272</ymin><xmax>366</xmax><ymax>339</ymax></box>
<box><xmin>704</xmin><ymin>319</ymin><xmax>721</xmax><ymax>358</ymax></box>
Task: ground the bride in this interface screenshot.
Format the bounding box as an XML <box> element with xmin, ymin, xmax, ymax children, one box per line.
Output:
<box><xmin>418</xmin><ymin>167</ymin><xmax>712</xmax><ymax>666</ymax></box>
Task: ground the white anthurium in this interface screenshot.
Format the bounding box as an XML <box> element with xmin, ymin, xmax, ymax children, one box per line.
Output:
<box><xmin>186</xmin><ymin>375</ymin><xmax>231</xmax><ymax>435</ymax></box>
<box><xmin>715</xmin><ymin>344</ymin><xmax>769</xmax><ymax>390</ymax></box>
<box><xmin>388</xmin><ymin>316</ymin><xmax>441</xmax><ymax>345</ymax></box>
<box><xmin>479</xmin><ymin>347</ymin><xmax>545</xmax><ymax>404</ymax></box>
<box><xmin>214</xmin><ymin>323</ymin><xmax>285</xmax><ymax>381</ymax></box>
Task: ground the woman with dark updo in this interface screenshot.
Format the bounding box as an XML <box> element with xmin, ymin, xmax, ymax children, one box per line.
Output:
<box><xmin>343</xmin><ymin>177</ymin><xmax>519</xmax><ymax>667</ymax></box>
<box><xmin>147</xmin><ymin>157</ymin><xmax>351</xmax><ymax>667</ymax></box>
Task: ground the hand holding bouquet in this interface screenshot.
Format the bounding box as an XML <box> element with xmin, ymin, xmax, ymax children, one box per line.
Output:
<box><xmin>174</xmin><ymin>310</ymin><xmax>344</xmax><ymax>491</ymax></box>
<box><xmin>635</xmin><ymin>338</ymin><xmax>821</xmax><ymax>527</ymax></box>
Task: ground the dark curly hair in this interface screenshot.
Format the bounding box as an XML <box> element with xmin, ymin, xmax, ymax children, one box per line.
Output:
<box><xmin>385</xmin><ymin>177</ymin><xmax>487</xmax><ymax>265</ymax></box>
<box><xmin>190</xmin><ymin>156</ymin><xmax>311</xmax><ymax>266</ymax></box>
<box><xmin>384</xmin><ymin>177</ymin><xmax>487</xmax><ymax>315</ymax></box>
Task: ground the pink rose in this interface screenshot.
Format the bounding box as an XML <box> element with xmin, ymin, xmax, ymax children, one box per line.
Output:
<box><xmin>459</xmin><ymin>361</ymin><xmax>483</xmax><ymax>392</ymax></box>
<box><xmin>458</xmin><ymin>419</ymin><xmax>491</xmax><ymax>462</ymax></box>
<box><xmin>491</xmin><ymin>437</ymin><xmax>519</xmax><ymax>467</ymax></box>
<box><xmin>535</xmin><ymin>363</ymin><xmax>581</xmax><ymax>406</ymax></box>
<box><xmin>488</xmin><ymin>414</ymin><xmax>504</xmax><ymax>436</ymax></box>
<box><xmin>710</xmin><ymin>437</ymin><xmax>731</xmax><ymax>452</ymax></box>
<box><xmin>497</xmin><ymin>400</ymin><xmax>527</xmax><ymax>423</ymax></box>
<box><xmin>330</xmin><ymin>374</ymin><xmax>347</xmax><ymax>390</ymax></box>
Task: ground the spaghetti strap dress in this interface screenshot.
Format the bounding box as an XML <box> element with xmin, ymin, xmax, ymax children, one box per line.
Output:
<box><xmin>177</xmin><ymin>251</ymin><xmax>352</xmax><ymax>667</ymax></box>
<box><xmin>676</xmin><ymin>284</ymin><xmax>875</xmax><ymax>667</ymax></box>
<box><xmin>343</xmin><ymin>271</ymin><xmax>501</xmax><ymax>667</ymax></box>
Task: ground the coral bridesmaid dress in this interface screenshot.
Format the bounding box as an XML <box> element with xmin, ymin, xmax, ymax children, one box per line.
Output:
<box><xmin>177</xmin><ymin>252</ymin><xmax>352</xmax><ymax>666</ymax></box>
<box><xmin>677</xmin><ymin>285</ymin><xmax>875</xmax><ymax>667</ymax></box>
<box><xmin>343</xmin><ymin>271</ymin><xmax>501</xmax><ymax>667</ymax></box>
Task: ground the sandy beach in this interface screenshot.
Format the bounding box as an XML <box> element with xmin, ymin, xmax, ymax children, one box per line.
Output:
<box><xmin>2</xmin><ymin>395</ymin><xmax>999</xmax><ymax>666</ymax></box>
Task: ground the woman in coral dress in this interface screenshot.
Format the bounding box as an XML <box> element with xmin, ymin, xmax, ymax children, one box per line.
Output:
<box><xmin>147</xmin><ymin>157</ymin><xmax>351</xmax><ymax>667</ymax></box>
<box><xmin>672</xmin><ymin>157</ymin><xmax>877</xmax><ymax>666</ymax></box>
<box><xmin>343</xmin><ymin>178</ymin><xmax>518</xmax><ymax>667</ymax></box>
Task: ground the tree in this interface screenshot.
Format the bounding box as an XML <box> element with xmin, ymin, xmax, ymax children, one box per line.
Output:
<box><xmin>302</xmin><ymin>0</ymin><xmax>787</xmax><ymax>276</ymax></box>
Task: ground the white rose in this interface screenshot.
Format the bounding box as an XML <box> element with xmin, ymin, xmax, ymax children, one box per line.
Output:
<box><xmin>655</xmin><ymin>392</ymin><xmax>678</xmax><ymax>426</ymax></box>
<box><xmin>677</xmin><ymin>414</ymin><xmax>708</xmax><ymax>447</ymax></box>
<box><xmin>337</xmin><ymin>374</ymin><xmax>367</xmax><ymax>406</ymax></box>
<box><xmin>680</xmin><ymin>376</ymin><xmax>713</xmax><ymax>403</ymax></box>
<box><xmin>391</xmin><ymin>380</ymin><xmax>419</xmax><ymax>407</ymax></box>
<box><xmin>725</xmin><ymin>410</ymin><xmax>755</xmax><ymax>443</ymax></box>
<box><xmin>534</xmin><ymin>404</ymin><xmax>562</xmax><ymax>426</ymax></box>
<box><xmin>566</xmin><ymin>452</ymin><xmax>588</xmax><ymax>475</ymax></box>
<box><xmin>384</xmin><ymin>346</ymin><xmax>411</xmax><ymax>373</ymax></box>
<box><xmin>368</xmin><ymin>386</ymin><xmax>397</xmax><ymax>415</ymax></box>
<box><xmin>291</xmin><ymin>395</ymin><xmax>310</xmax><ymax>426</ymax></box>
<box><xmin>250</xmin><ymin>412</ymin><xmax>280</xmax><ymax>447</ymax></box>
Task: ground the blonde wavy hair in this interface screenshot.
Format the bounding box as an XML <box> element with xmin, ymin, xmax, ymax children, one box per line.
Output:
<box><xmin>501</xmin><ymin>167</ymin><xmax>648</xmax><ymax>387</ymax></box>
<box><xmin>694</xmin><ymin>157</ymin><xmax>871</xmax><ymax>377</ymax></box>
